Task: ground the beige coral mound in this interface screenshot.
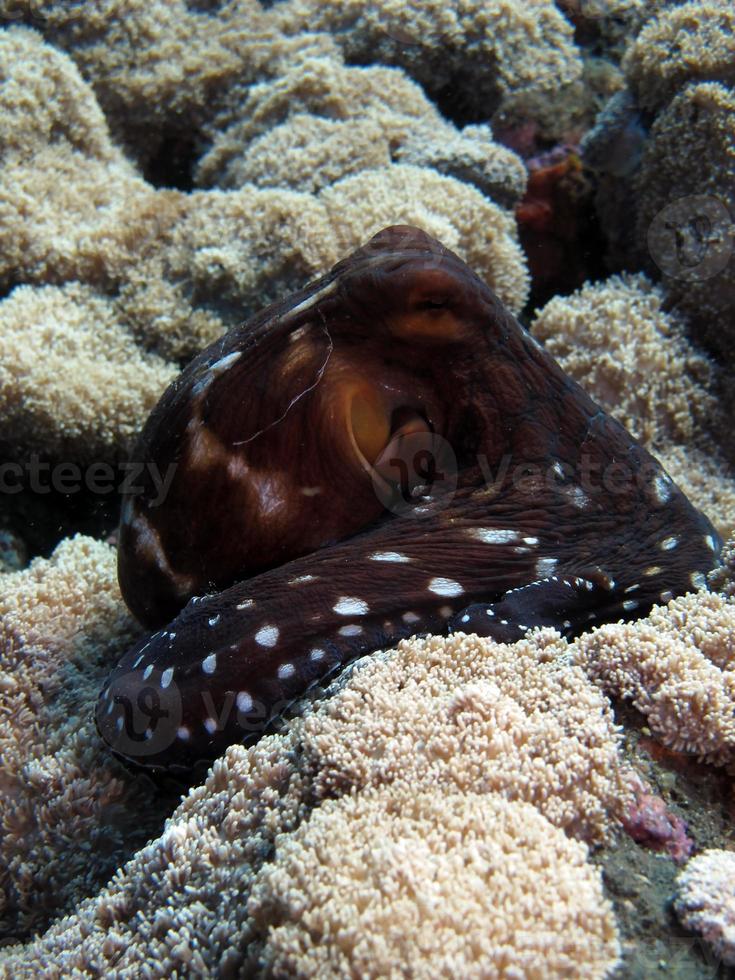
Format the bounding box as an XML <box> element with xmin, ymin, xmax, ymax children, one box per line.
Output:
<box><xmin>196</xmin><ymin>54</ymin><xmax>526</xmax><ymax>207</ymax></box>
<box><xmin>573</xmin><ymin>590</ymin><xmax>735</xmax><ymax>764</ymax></box>
<box><xmin>273</xmin><ymin>0</ymin><xmax>584</xmax><ymax>136</ymax></box>
<box><xmin>674</xmin><ymin>849</ymin><xmax>735</xmax><ymax>967</ymax></box>
<box><xmin>36</xmin><ymin>0</ymin><xmax>283</xmax><ymax>159</ymax></box>
<box><xmin>300</xmin><ymin>630</ymin><xmax>631</xmax><ymax>843</ymax></box>
<box><xmin>624</xmin><ymin>0</ymin><xmax>735</xmax><ymax>111</ymax></box>
<box><xmin>0</xmin><ymin>738</ymin><xmax>306</xmax><ymax>976</ymax></box>
<box><xmin>0</xmin><ymin>537</ymin><xmax>158</xmax><ymax>939</ymax></box>
<box><xmin>250</xmin><ymin>790</ymin><xmax>621</xmax><ymax>980</ymax></box>
<box><xmin>0</xmin><ymin>283</ymin><xmax>176</xmax><ymax>460</ymax></box>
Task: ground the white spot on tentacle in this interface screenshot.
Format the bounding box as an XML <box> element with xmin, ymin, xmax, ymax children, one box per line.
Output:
<box><xmin>208</xmin><ymin>614</ymin><xmax>221</xmax><ymax>627</ymax></box>
<box><xmin>622</xmin><ymin>599</ymin><xmax>638</xmax><ymax>611</ymax></box>
<box><xmin>309</xmin><ymin>648</ymin><xmax>326</xmax><ymax>662</ymax></box>
<box><xmin>652</xmin><ymin>473</ymin><xmax>672</xmax><ymax>504</ymax></box>
<box><xmin>369</xmin><ymin>551</ymin><xmax>411</xmax><ymax>563</ymax></box>
<box><xmin>467</xmin><ymin>528</ymin><xmax>519</xmax><ymax>544</ymax></box>
<box><xmin>160</xmin><ymin>668</ymin><xmax>173</xmax><ymax>689</ymax></box>
<box><xmin>566</xmin><ymin>486</ymin><xmax>590</xmax><ymax>509</ymax></box>
<box><xmin>660</xmin><ymin>536</ymin><xmax>678</xmax><ymax>551</ymax></box>
<box><xmin>143</xmin><ymin>665</ymin><xmax>153</xmax><ymax>680</ymax></box>
<box><xmin>277</xmin><ymin>662</ymin><xmax>295</xmax><ymax>680</ymax></box>
<box><xmin>204</xmin><ymin>718</ymin><xmax>217</xmax><ymax>735</ymax></box>
<box><xmin>255</xmin><ymin>625</ymin><xmax>280</xmax><ymax>647</ymax></box>
<box><xmin>428</xmin><ymin>577</ymin><xmax>464</xmax><ymax>597</ymax></box>
<box><xmin>237</xmin><ymin>599</ymin><xmax>255</xmax><ymax>610</ymax></box>
<box><xmin>690</xmin><ymin>571</ymin><xmax>707</xmax><ymax>590</ymax></box>
<box><xmin>333</xmin><ymin>597</ymin><xmax>369</xmax><ymax>616</ymax></box>
<box><xmin>402</xmin><ymin>611</ymin><xmax>420</xmax><ymax>624</ymax></box>
<box><xmin>202</xmin><ymin>654</ymin><xmax>217</xmax><ymax>674</ymax></box>
<box><xmin>177</xmin><ymin>726</ymin><xmax>190</xmax><ymax>741</ymax></box>
<box><xmin>236</xmin><ymin>691</ymin><xmax>253</xmax><ymax>713</ymax></box>
<box><xmin>704</xmin><ymin>534</ymin><xmax>717</xmax><ymax>552</ymax></box>
<box><xmin>338</xmin><ymin>624</ymin><xmax>363</xmax><ymax>637</ymax></box>
<box><xmin>288</xmin><ymin>324</ymin><xmax>311</xmax><ymax>343</ymax></box>
<box><xmin>289</xmin><ymin>574</ymin><xmax>317</xmax><ymax>586</ymax></box>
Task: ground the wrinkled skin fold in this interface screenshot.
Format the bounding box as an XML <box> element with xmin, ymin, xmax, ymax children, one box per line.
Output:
<box><xmin>98</xmin><ymin>225</ymin><xmax>721</xmax><ymax>771</ymax></box>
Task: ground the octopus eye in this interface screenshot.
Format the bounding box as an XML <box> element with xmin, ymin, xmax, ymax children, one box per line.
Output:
<box><xmin>415</xmin><ymin>296</ymin><xmax>449</xmax><ymax>311</ymax></box>
<box><xmin>389</xmin><ymin>294</ymin><xmax>463</xmax><ymax>340</ymax></box>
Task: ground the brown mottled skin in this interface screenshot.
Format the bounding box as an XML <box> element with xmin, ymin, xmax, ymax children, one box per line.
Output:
<box><xmin>98</xmin><ymin>226</ymin><xmax>721</xmax><ymax>772</ymax></box>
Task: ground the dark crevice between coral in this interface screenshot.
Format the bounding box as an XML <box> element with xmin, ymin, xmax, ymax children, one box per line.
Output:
<box><xmin>516</xmin><ymin>156</ymin><xmax>609</xmax><ymax>313</ymax></box>
<box><xmin>141</xmin><ymin>128</ymin><xmax>202</xmax><ymax>191</ymax></box>
<box><xmin>0</xmin><ymin>448</ymin><xmax>122</xmax><ymax>565</ymax></box>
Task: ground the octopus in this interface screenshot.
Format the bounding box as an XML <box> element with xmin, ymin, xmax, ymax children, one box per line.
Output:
<box><xmin>96</xmin><ymin>225</ymin><xmax>721</xmax><ymax>772</ymax></box>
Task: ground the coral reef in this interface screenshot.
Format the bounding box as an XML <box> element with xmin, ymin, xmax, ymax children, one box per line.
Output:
<box><xmin>0</xmin><ymin>26</ymin><xmax>528</xmax><ymax>454</ymax></box>
<box><xmin>250</xmin><ymin>791</ymin><xmax>621</xmax><ymax>979</ymax></box>
<box><xmin>33</xmin><ymin>0</ymin><xmax>284</xmax><ymax>168</ymax></box>
<box><xmin>674</xmin><ymin>849</ymin><xmax>735</xmax><ymax>967</ymax></box>
<box><xmin>632</xmin><ymin>80</ymin><xmax>735</xmax><ymax>363</ymax></box>
<box><xmin>271</xmin><ymin>0</ymin><xmax>585</xmax><ymax>135</ymax></box>
<box><xmin>196</xmin><ymin>54</ymin><xmax>527</xmax><ymax>207</ymax></box>
<box><xmin>581</xmin><ymin>1</ymin><xmax>735</xmax><ymax>365</ymax></box>
<box><xmin>623</xmin><ymin>1</ymin><xmax>735</xmax><ymax>112</ymax></box>
<box><xmin>0</xmin><ymin>622</ymin><xmax>629</xmax><ymax>973</ymax></box>
<box><xmin>572</xmin><ymin>590</ymin><xmax>735</xmax><ymax>765</ymax></box>
<box><xmin>0</xmin><ymin>284</ymin><xmax>176</xmax><ymax>461</ymax></box>
<box><xmin>0</xmin><ymin>536</ymin><xmax>162</xmax><ymax>940</ymax></box>
<box><xmin>0</xmin><ymin>0</ymin><xmax>734</xmax><ymax>974</ymax></box>
<box><xmin>298</xmin><ymin>630</ymin><xmax>633</xmax><ymax>844</ymax></box>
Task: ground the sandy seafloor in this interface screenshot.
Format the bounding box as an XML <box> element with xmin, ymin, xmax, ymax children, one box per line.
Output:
<box><xmin>0</xmin><ymin>0</ymin><xmax>734</xmax><ymax>977</ymax></box>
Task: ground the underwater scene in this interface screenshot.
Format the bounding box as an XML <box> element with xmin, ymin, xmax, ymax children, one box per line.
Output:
<box><xmin>0</xmin><ymin>0</ymin><xmax>734</xmax><ymax>976</ymax></box>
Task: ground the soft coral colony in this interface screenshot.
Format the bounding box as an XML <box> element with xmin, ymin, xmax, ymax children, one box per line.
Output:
<box><xmin>0</xmin><ymin>2</ymin><xmax>734</xmax><ymax>978</ymax></box>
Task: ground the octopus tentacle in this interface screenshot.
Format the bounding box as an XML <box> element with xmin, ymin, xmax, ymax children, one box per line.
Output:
<box><xmin>97</xmin><ymin>225</ymin><xmax>721</xmax><ymax>771</ymax></box>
